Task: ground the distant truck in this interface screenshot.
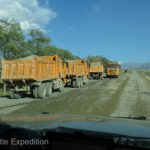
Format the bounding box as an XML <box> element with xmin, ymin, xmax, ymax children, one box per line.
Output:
<box><xmin>124</xmin><ymin>69</ymin><xmax>128</xmax><ymax>73</ymax></box>
<box><xmin>1</xmin><ymin>55</ymin><xmax>66</xmax><ymax>99</ymax></box>
<box><xmin>106</xmin><ymin>62</ymin><xmax>119</xmax><ymax>78</ymax></box>
<box><xmin>64</xmin><ymin>59</ymin><xmax>89</xmax><ymax>88</ymax></box>
<box><xmin>89</xmin><ymin>62</ymin><xmax>104</xmax><ymax>80</ymax></box>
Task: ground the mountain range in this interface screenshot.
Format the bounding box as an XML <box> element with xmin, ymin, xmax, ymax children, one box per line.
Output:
<box><xmin>121</xmin><ymin>62</ymin><xmax>150</xmax><ymax>69</ymax></box>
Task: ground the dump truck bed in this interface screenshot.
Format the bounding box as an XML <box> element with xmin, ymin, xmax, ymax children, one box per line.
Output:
<box><xmin>1</xmin><ymin>55</ymin><xmax>61</xmax><ymax>81</ymax></box>
<box><xmin>65</xmin><ymin>59</ymin><xmax>89</xmax><ymax>77</ymax></box>
<box><xmin>90</xmin><ymin>62</ymin><xmax>104</xmax><ymax>73</ymax></box>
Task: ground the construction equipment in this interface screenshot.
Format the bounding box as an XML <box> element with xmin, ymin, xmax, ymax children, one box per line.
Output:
<box><xmin>89</xmin><ymin>62</ymin><xmax>104</xmax><ymax>80</ymax></box>
<box><xmin>106</xmin><ymin>62</ymin><xmax>119</xmax><ymax>78</ymax></box>
<box><xmin>64</xmin><ymin>59</ymin><xmax>89</xmax><ymax>88</ymax></box>
<box><xmin>1</xmin><ymin>55</ymin><xmax>66</xmax><ymax>99</ymax></box>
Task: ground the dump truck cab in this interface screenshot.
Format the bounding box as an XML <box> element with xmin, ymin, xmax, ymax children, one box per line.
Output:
<box><xmin>106</xmin><ymin>62</ymin><xmax>119</xmax><ymax>78</ymax></box>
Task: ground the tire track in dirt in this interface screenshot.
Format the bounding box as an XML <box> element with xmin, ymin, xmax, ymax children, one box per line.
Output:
<box><xmin>4</xmin><ymin>70</ymin><xmax>150</xmax><ymax>120</ymax></box>
<box><xmin>0</xmin><ymin>97</ymin><xmax>35</xmax><ymax>115</ymax></box>
<box><xmin>0</xmin><ymin>102</ymin><xmax>27</xmax><ymax>110</ymax></box>
<box><xmin>12</xmin><ymin>72</ymin><xmax>130</xmax><ymax>115</ymax></box>
<box><xmin>0</xmin><ymin>81</ymin><xmax>99</xmax><ymax>115</ymax></box>
<box><xmin>12</xmin><ymin>79</ymin><xmax>112</xmax><ymax>114</ymax></box>
<box><xmin>97</xmin><ymin>76</ymin><xmax>130</xmax><ymax>116</ymax></box>
<box><xmin>134</xmin><ymin>71</ymin><xmax>150</xmax><ymax>120</ymax></box>
<box><xmin>111</xmin><ymin>70</ymin><xmax>150</xmax><ymax>120</ymax></box>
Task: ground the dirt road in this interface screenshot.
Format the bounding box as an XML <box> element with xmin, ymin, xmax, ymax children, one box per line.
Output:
<box><xmin>1</xmin><ymin>70</ymin><xmax>150</xmax><ymax>120</ymax></box>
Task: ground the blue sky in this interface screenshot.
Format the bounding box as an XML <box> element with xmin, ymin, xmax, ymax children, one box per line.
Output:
<box><xmin>44</xmin><ymin>0</ymin><xmax>150</xmax><ymax>63</ymax></box>
<box><xmin>0</xmin><ymin>0</ymin><xmax>150</xmax><ymax>63</ymax></box>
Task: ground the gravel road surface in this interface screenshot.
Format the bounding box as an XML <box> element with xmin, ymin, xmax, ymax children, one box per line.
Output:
<box><xmin>1</xmin><ymin>70</ymin><xmax>150</xmax><ymax>120</ymax></box>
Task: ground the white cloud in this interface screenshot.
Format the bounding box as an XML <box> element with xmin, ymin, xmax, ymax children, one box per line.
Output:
<box><xmin>20</xmin><ymin>21</ymin><xmax>40</xmax><ymax>30</ymax></box>
<box><xmin>0</xmin><ymin>0</ymin><xmax>57</xmax><ymax>30</ymax></box>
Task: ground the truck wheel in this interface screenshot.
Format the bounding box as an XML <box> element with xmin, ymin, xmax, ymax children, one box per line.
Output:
<box><xmin>71</xmin><ymin>80</ymin><xmax>76</xmax><ymax>88</ymax></box>
<box><xmin>33</xmin><ymin>87</ymin><xmax>38</xmax><ymax>98</ymax></box>
<box><xmin>80</xmin><ymin>78</ymin><xmax>83</xmax><ymax>87</ymax></box>
<box><xmin>14</xmin><ymin>92</ymin><xmax>21</xmax><ymax>99</ymax></box>
<box><xmin>46</xmin><ymin>82</ymin><xmax>52</xmax><ymax>96</ymax></box>
<box><xmin>9</xmin><ymin>89</ymin><xmax>14</xmax><ymax>99</ymax></box>
<box><xmin>99</xmin><ymin>76</ymin><xmax>103</xmax><ymax>80</ymax></box>
<box><xmin>83</xmin><ymin>76</ymin><xmax>88</xmax><ymax>85</ymax></box>
<box><xmin>59</xmin><ymin>80</ymin><xmax>64</xmax><ymax>92</ymax></box>
<box><xmin>75</xmin><ymin>78</ymin><xmax>80</xmax><ymax>88</ymax></box>
<box><xmin>84</xmin><ymin>81</ymin><xmax>88</xmax><ymax>85</ymax></box>
<box><xmin>38</xmin><ymin>83</ymin><xmax>46</xmax><ymax>99</ymax></box>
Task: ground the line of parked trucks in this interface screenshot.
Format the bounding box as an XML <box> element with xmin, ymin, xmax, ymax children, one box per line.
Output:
<box><xmin>0</xmin><ymin>55</ymin><xmax>119</xmax><ymax>99</ymax></box>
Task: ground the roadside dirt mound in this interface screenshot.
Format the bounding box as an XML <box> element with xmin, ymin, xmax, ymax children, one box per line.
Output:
<box><xmin>64</xmin><ymin>60</ymin><xmax>76</xmax><ymax>63</ymax></box>
<box><xmin>17</xmin><ymin>55</ymin><xmax>43</xmax><ymax>60</ymax></box>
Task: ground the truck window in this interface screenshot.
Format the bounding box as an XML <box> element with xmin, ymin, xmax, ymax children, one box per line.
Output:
<box><xmin>107</xmin><ymin>65</ymin><xmax>118</xmax><ymax>68</ymax></box>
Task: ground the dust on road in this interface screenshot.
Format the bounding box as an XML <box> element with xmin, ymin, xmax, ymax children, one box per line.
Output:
<box><xmin>0</xmin><ymin>97</ymin><xmax>36</xmax><ymax>114</ymax></box>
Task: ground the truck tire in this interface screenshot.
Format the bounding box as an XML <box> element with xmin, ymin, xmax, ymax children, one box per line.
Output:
<box><xmin>9</xmin><ymin>89</ymin><xmax>14</xmax><ymax>99</ymax></box>
<box><xmin>38</xmin><ymin>83</ymin><xmax>46</xmax><ymax>99</ymax></box>
<box><xmin>59</xmin><ymin>80</ymin><xmax>64</xmax><ymax>92</ymax></box>
<box><xmin>46</xmin><ymin>82</ymin><xmax>52</xmax><ymax>96</ymax></box>
<box><xmin>14</xmin><ymin>92</ymin><xmax>21</xmax><ymax>99</ymax></box>
<box><xmin>80</xmin><ymin>78</ymin><xmax>83</xmax><ymax>87</ymax></box>
<box><xmin>33</xmin><ymin>87</ymin><xmax>38</xmax><ymax>98</ymax></box>
<box><xmin>75</xmin><ymin>78</ymin><xmax>80</xmax><ymax>88</ymax></box>
<box><xmin>71</xmin><ymin>80</ymin><xmax>76</xmax><ymax>88</ymax></box>
<box><xmin>83</xmin><ymin>76</ymin><xmax>88</xmax><ymax>85</ymax></box>
<box><xmin>84</xmin><ymin>81</ymin><xmax>88</xmax><ymax>85</ymax></box>
<box><xmin>99</xmin><ymin>76</ymin><xmax>103</xmax><ymax>80</ymax></box>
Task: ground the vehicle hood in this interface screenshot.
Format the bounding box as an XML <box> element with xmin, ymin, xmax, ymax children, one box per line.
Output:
<box><xmin>1</xmin><ymin>114</ymin><xmax>150</xmax><ymax>138</ymax></box>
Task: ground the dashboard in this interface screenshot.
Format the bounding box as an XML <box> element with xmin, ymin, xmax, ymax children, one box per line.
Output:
<box><xmin>0</xmin><ymin>126</ymin><xmax>148</xmax><ymax>150</ymax></box>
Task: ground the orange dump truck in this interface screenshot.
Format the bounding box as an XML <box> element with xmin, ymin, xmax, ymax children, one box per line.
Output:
<box><xmin>64</xmin><ymin>59</ymin><xmax>89</xmax><ymax>88</ymax></box>
<box><xmin>106</xmin><ymin>62</ymin><xmax>119</xmax><ymax>78</ymax></box>
<box><xmin>89</xmin><ymin>62</ymin><xmax>104</xmax><ymax>80</ymax></box>
<box><xmin>1</xmin><ymin>55</ymin><xmax>66</xmax><ymax>99</ymax></box>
